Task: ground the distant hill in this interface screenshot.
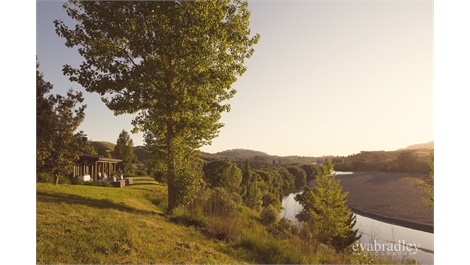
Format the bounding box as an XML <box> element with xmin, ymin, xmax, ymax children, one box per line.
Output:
<box><xmin>214</xmin><ymin>149</ymin><xmax>269</xmax><ymax>158</ymax></box>
<box><xmin>91</xmin><ymin>141</ymin><xmax>116</xmax><ymax>154</ymax></box>
<box><xmin>88</xmin><ymin>140</ymin><xmax>433</xmax><ymax>170</ymax></box>
<box><xmin>89</xmin><ymin>141</ymin><xmax>150</xmax><ymax>164</ymax></box>
<box><xmin>400</xmin><ymin>141</ymin><xmax>434</xmax><ymax>151</ymax></box>
<box><xmin>198</xmin><ymin>149</ymin><xmax>320</xmax><ymax>166</ymax></box>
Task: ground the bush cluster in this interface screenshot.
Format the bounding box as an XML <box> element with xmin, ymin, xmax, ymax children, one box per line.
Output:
<box><xmin>37</xmin><ymin>172</ymin><xmax>54</xmax><ymax>183</ymax></box>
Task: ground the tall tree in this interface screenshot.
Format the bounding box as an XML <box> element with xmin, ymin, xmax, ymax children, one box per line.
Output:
<box><xmin>36</xmin><ymin>61</ymin><xmax>87</xmax><ymax>184</ymax></box>
<box><xmin>55</xmin><ymin>0</ymin><xmax>259</xmax><ymax>210</ymax></box>
<box><xmin>113</xmin><ymin>130</ymin><xmax>137</xmax><ymax>175</ymax></box>
<box><xmin>295</xmin><ymin>161</ymin><xmax>360</xmax><ymax>253</ymax></box>
<box><xmin>36</xmin><ymin>61</ymin><xmax>55</xmax><ymax>173</ymax></box>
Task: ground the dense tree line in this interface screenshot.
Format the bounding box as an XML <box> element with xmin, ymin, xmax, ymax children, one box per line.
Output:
<box><xmin>332</xmin><ymin>150</ymin><xmax>431</xmax><ymax>173</ymax></box>
<box><xmin>188</xmin><ymin>158</ymin><xmax>361</xmax><ymax>254</ymax></box>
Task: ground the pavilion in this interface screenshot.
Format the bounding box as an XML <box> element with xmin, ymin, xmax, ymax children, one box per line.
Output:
<box><xmin>73</xmin><ymin>154</ymin><xmax>123</xmax><ymax>183</ymax></box>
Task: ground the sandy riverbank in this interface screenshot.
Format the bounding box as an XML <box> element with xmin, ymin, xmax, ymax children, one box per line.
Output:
<box><xmin>334</xmin><ymin>171</ymin><xmax>433</xmax><ymax>233</ymax></box>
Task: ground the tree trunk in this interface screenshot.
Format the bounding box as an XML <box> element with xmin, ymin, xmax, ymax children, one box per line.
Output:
<box><xmin>54</xmin><ymin>173</ymin><xmax>60</xmax><ymax>185</ymax></box>
<box><xmin>166</xmin><ymin>123</ymin><xmax>178</xmax><ymax>212</ymax></box>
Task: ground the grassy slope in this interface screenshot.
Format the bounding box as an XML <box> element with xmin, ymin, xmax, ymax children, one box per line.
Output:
<box><xmin>36</xmin><ymin>182</ymin><xmax>241</xmax><ymax>264</ymax></box>
<box><xmin>37</xmin><ymin>180</ymin><xmax>416</xmax><ymax>265</ymax></box>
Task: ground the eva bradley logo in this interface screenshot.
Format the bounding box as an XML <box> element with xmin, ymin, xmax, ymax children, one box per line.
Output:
<box><xmin>353</xmin><ymin>240</ymin><xmax>421</xmax><ymax>256</ymax></box>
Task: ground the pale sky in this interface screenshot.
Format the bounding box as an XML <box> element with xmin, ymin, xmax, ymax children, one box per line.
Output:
<box><xmin>36</xmin><ymin>0</ymin><xmax>434</xmax><ymax>157</ymax></box>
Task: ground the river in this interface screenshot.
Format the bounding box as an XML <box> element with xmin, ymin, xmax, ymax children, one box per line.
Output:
<box><xmin>280</xmin><ymin>174</ymin><xmax>434</xmax><ymax>264</ymax></box>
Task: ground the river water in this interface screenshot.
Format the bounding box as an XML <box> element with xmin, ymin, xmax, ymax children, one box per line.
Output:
<box><xmin>280</xmin><ymin>174</ymin><xmax>434</xmax><ymax>264</ymax></box>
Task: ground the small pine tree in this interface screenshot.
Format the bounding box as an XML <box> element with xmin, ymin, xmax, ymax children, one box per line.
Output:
<box><xmin>295</xmin><ymin>161</ymin><xmax>360</xmax><ymax>253</ymax></box>
<box><xmin>330</xmin><ymin>212</ymin><xmax>361</xmax><ymax>253</ymax></box>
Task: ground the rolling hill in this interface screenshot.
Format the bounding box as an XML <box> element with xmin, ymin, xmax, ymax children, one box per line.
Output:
<box><xmin>401</xmin><ymin>141</ymin><xmax>434</xmax><ymax>151</ymax></box>
<box><xmin>88</xmin><ymin>140</ymin><xmax>433</xmax><ymax>168</ymax></box>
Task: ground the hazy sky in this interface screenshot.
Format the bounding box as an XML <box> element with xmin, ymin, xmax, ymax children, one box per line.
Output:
<box><xmin>36</xmin><ymin>0</ymin><xmax>433</xmax><ymax>157</ymax></box>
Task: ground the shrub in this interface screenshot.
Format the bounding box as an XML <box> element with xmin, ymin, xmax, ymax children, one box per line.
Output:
<box><xmin>202</xmin><ymin>188</ymin><xmax>238</xmax><ymax>219</ymax></box>
<box><xmin>205</xmin><ymin>214</ymin><xmax>243</xmax><ymax>242</ymax></box>
<box><xmin>135</xmin><ymin>170</ymin><xmax>147</xmax><ymax>176</ymax></box>
<box><xmin>236</xmin><ymin>231</ymin><xmax>304</xmax><ymax>264</ymax></box>
<box><xmin>59</xmin><ymin>176</ymin><xmax>71</xmax><ymax>184</ymax></box>
<box><xmin>174</xmin><ymin>160</ymin><xmax>204</xmax><ymax>206</ymax></box>
<box><xmin>260</xmin><ymin>205</ymin><xmax>279</xmax><ymax>225</ymax></box>
<box><xmin>262</xmin><ymin>192</ymin><xmax>280</xmax><ymax>208</ymax></box>
<box><xmin>152</xmin><ymin>170</ymin><xmax>166</xmax><ymax>183</ymax></box>
<box><xmin>268</xmin><ymin>218</ymin><xmax>299</xmax><ymax>239</ymax></box>
<box><xmin>71</xmin><ymin>178</ymin><xmax>85</xmax><ymax>185</ymax></box>
<box><xmin>37</xmin><ymin>172</ymin><xmax>54</xmax><ymax>183</ymax></box>
<box><xmin>182</xmin><ymin>188</ymin><xmax>244</xmax><ymax>242</ymax></box>
<box><xmin>170</xmin><ymin>206</ymin><xmax>206</xmax><ymax>228</ymax></box>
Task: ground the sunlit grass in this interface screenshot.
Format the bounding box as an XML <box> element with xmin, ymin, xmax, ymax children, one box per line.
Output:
<box><xmin>36</xmin><ymin>182</ymin><xmax>420</xmax><ymax>264</ymax></box>
<box><xmin>36</xmin><ymin>183</ymin><xmax>240</xmax><ymax>264</ymax></box>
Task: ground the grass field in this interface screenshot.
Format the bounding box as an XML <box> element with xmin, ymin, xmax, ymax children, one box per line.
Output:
<box><xmin>37</xmin><ymin>178</ymin><xmax>420</xmax><ymax>264</ymax></box>
<box><xmin>36</xmin><ymin>181</ymin><xmax>241</xmax><ymax>264</ymax></box>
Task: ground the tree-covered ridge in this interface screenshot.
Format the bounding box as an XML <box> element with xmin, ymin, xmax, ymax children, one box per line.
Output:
<box><xmin>332</xmin><ymin>149</ymin><xmax>431</xmax><ymax>173</ymax></box>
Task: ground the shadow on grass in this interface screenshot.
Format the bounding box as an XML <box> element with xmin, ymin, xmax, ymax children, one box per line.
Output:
<box><xmin>36</xmin><ymin>191</ymin><xmax>156</xmax><ymax>215</ymax></box>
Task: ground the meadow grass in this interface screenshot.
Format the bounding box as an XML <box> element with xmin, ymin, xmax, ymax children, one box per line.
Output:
<box><xmin>36</xmin><ymin>183</ymin><xmax>241</xmax><ymax>264</ymax></box>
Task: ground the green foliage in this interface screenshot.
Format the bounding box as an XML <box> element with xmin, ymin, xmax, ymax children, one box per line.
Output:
<box><xmin>333</xmin><ymin>150</ymin><xmax>431</xmax><ymax>173</ymax></box>
<box><xmin>243</xmin><ymin>172</ymin><xmax>263</xmax><ymax>212</ymax></box>
<box><xmin>260</xmin><ymin>205</ymin><xmax>279</xmax><ymax>225</ymax></box>
<box><xmin>133</xmin><ymin>170</ymin><xmax>146</xmax><ymax>177</ymax></box>
<box><xmin>330</xmin><ymin>212</ymin><xmax>361</xmax><ymax>253</ymax></box>
<box><xmin>174</xmin><ymin>159</ymin><xmax>204</xmax><ymax>206</ymax></box>
<box><xmin>55</xmin><ymin>0</ymin><xmax>259</xmax><ymax>210</ymax></box>
<box><xmin>236</xmin><ymin>231</ymin><xmax>304</xmax><ymax>264</ymax></box>
<box><xmin>203</xmin><ymin>160</ymin><xmax>242</xmax><ymax>194</ymax></box>
<box><xmin>36</xmin><ymin>61</ymin><xmax>87</xmax><ymax>184</ymax></box>
<box><xmin>295</xmin><ymin>161</ymin><xmax>359</xmax><ymax>253</ymax></box>
<box><xmin>276</xmin><ymin>167</ymin><xmax>295</xmax><ymax>195</ymax></box>
<box><xmin>113</xmin><ymin>130</ymin><xmax>138</xmax><ymax>175</ymax></box>
<box><xmin>83</xmin><ymin>140</ymin><xmax>98</xmax><ymax>156</ymax></box>
<box><xmin>268</xmin><ymin>218</ymin><xmax>299</xmax><ymax>239</ymax></box>
<box><xmin>170</xmin><ymin>205</ymin><xmax>207</xmax><ymax>228</ymax></box>
<box><xmin>261</xmin><ymin>192</ymin><xmax>280</xmax><ymax>209</ymax></box>
<box><xmin>239</xmin><ymin>159</ymin><xmax>251</xmax><ymax>198</ymax></box>
<box><xmin>286</xmin><ymin>166</ymin><xmax>307</xmax><ymax>190</ymax></box>
<box><xmin>174</xmin><ymin>187</ymin><xmax>243</xmax><ymax>241</ymax></box>
<box><xmin>37</xmin><ymin>172</ymin><xmax>54</xmax><ymax>183</ymax></box>
<box><xmin>300</xmin><ymin>164</ymin><xmax>315</xmax><ymax>181</ymax></box>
